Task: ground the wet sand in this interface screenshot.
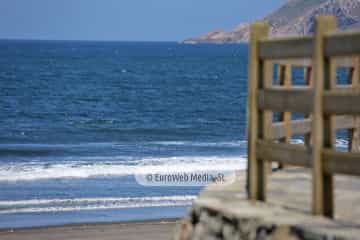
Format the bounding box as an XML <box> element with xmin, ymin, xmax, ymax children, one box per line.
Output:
<box><xmin>0</xmin><ymin>219</ymin><xmax>178</xmax><ymax>240</ymax></box>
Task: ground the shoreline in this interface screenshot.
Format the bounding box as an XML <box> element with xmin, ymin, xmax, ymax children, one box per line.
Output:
<box><xmin>0</xmin><ymin>218</ymin><xmax>180</xmax><ymax>232</ymax></box>
<box><xmin>0</xmin><ymin>219</ymin><xmax>179</xmax><ymax>240</ymax></box>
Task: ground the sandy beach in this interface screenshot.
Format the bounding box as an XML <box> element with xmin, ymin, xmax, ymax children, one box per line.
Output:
<box><xmin>0</xmin><ymin>219</ymin><xmax>178</xmax><ymax>240</ymax></box>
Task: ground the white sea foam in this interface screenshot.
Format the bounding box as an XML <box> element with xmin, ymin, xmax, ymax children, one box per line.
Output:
<box><xmin>0</xmin><ymin>142</ymin><xmax>119</xmax><ymax>149</ymax></box>
<box><xmin>0</xmin><ymin>195</ymin><xmax>196</xmax><ymax>207</ymax></box>
<box><xmin>0</xmin><ymin>195</ymin><xmax>196</xmax><ymax>214</ymax></box>
<box><xmin>155</xmin><ymin>139</ymin><xmax>349</xmax><ymax>148</ymax></box>
<box><xmin>0</xmin><ymin>141</ymin><xmax>246</xmax><ymax>149</ymax></box>
<box><xmin>153</xmin><ymin>140</ymin><xmax>247</xmax><ymax>147</ymax></box>
<box><xmin>0</xmin><ymin>203</ymin><xmax>189</xmax><ymax>214</ymax></box>
<box><xmin>335</xmin><ymin>139</ymin><xmax>349</xmax><ymax>149</ymax></box>
<box><xmin>0</xmin><ymin>156</ymin><xmax>247</xmax><ymax>182</ymax></box>
<box><xmin>0</xmin><ymin>138</ymin><xmax>349</xmax><ymax>182</ymax></box>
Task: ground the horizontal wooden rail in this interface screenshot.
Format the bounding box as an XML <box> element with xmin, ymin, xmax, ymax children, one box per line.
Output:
<box><xmin>324</xmin><ymin>89</ymin><xmax>360</xmax><ymax>115</ymax></box>
<box><xmin>259</xmin><ymin>32</ymin><xmax>360</xmax><ymax>60</ymax></box>
<box><xmin>273</xmin><ymin>119</ymin><xmax>311</xmax><ymax>140</ymax></box>
<box><xmin>272</xmin><ymin>57</ymin><xmax>354</xmax><ymax>68</ymax></box>
<box><xmin>335</xmin><ymin>115</ymin><xmax>360</xmax><ymax>130</ymax></box>
<box><xmin>323</xmin><ymin>149</ymin><xmax>360</xmax><ymax>176</ymax></box>
<box><xmin>258</xmin><ymin>141</ymin><xmax>360</xmax><ymax>176</ymax></box>
<box><xmin>259</xmin><ymin>36</ymin><xmax>313</xmax><ymax>60</ymax></box>
<box><xmin>335</xmin><ymin>85</ymin><xmax>354</xmax><ymax>89</ymax></box>
<box><xmin>258</xmin><ymin>87</ymin><xmax>313</xmax><ymax>113</ymax></box>
<box><xmin>325</xmin><ymin>31</ymin><xmax>360</xmax><ymax>57</ymax></box>
<box><xmin>258</xmin><ymin>88</ymin><xmax>360</xmax><ymax>115</ymax></box>
<box><xmin>257</xmin><ymin>140</ymin><xmax>312</xmax><ymax>167</ymax></box>
<box><xmin>272</xmin><ymin>116</ymin><xmax>360</xmax><ymax>140</ymax></box>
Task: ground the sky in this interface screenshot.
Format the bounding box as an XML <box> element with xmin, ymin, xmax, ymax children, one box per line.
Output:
<box><xmin>0</xmin><ymin>0</ymin><xmax>286</xmax><ymax>41</ymax></box>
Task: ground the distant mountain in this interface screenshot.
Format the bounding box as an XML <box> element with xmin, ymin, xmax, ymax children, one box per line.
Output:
<box><xmin>183</xmin><ymin>0</ymin><xmax>360</xmax><ymax>44</ymax></box>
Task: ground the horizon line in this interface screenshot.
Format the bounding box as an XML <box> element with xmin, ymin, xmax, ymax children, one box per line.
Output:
<box><xmin>0</xmin><ymin>38</ymin><xmax>183</xmax><ymax>43</ymax></box>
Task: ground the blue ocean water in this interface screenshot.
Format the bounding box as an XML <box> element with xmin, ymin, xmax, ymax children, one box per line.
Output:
<box><xmin>0</xmin><ymin>41</ymin><xmax>249</xmax><ymax>228</ymax></box>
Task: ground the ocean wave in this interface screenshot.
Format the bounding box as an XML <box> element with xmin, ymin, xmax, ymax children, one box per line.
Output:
<box><xmin>0</xmin><ymin>142</ymin><xmax>119</xmax><ymax>149</ymax></box>
<box><xmin>0</xmin><ymin>140</ymin><xmax>247</xmax><ymax>149</ymax></box>
<box><xmin>335</xmin><ymin>139</ymin><xmax>349</xmax><ymax>149</ymax></box>
<box><xmin>0</xmin><ymin>138</ymin><xmax>350</xmax><ymax>182</ymax></box>
<box><xmin>0</xmin><ymin>156</ymin><xmax>247</xmax><ymax>182</ymax></box>
<box><xmin>0</xmin><ymin>195</ymin><xmax>196</xmax><ymax>214</ymax></box>
<box><xmin>0</xmin><ymin>141</ymin><xmax>245</xmax><ymax>158</ymax></box>
<box><xmin>1</xmin><ymin>138</ymin><xmax>346</xmax><ymax>154</ymax></box>
<box><xmin>0</xmin><ymin>195</ymin><xmax>196</xmax><ymax>207</ymax></box>
<box><xmin>153</xmin><ymin>140</ymin><xmax>247</xmax><ymax>147</ymax></box>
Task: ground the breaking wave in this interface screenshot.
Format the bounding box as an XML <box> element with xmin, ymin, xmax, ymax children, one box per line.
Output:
<box><xmin>0</xmin><ymin>138</ymin><xmax>349</xmax><ymax>182</ymax></box>
<box><xmin>0</xmin><ymin>195</ymin><xmax>196</xmax><ymax>214</ymax></box>
<box><xmin>0</xmin><ymin>156</ymin><xmax>247</xmax><ymax>182</ymax></box>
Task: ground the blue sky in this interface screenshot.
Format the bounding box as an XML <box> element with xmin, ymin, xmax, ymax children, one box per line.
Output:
<box><xmin>0</xmin><ymin>0</ymin><xmax>285</xmax><ymax>41</ymax></box>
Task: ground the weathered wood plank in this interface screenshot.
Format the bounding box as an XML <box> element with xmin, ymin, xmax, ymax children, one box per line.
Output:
<box><xmin>349</xmin><ymin>57</ymin><xmax>360</xmax><ymax>152</ymax></box>
<box><xmin>258</xmin><ymin>88</ymin><xmax>313</xmax><ymax>113</ymax></box>
<box><xmin>277</xmin><ymin>64</ymin><xmax>292</xmax><ymax>169</ymax></box>
<box><xmin>336</xmin><ymin>115</ymin><xmax>359</xmax><ymax>130</ymax></box>
<box><xmin>259</xmin><ymin>36</ymin><xmax>313</xmax><ymax>59</ymax></box>
<box><xmin>323</xmin><ymin>149</ymin><xmax>360</xmax><ymax>176</ymax></box>
<box><xmin>258</xmin><ymin>88</ymin><xmax>360</xmax><ymax>115</ymax></box>
<box><xmin>304</xmin><ymin>66</ymin><xmax>313</xmax><ymax>146</ymax></box>
<box><xmin>272</xmin><ymin>116</ymin><xmax>359</xmax><ymax>140</ymax></box>
<box><xmin>272</xmin><ymin>57</ymin><xmax>353</xmax><ymax>68</ymax></box>
<box><xmin>256</xmin><ymin>144</ymin><xmax>360</xmax><ymax>198</ymax></box>
<box><xmin>323</xmin><ymin>89</ymin><xmax>360</xmax><ymax>115</ymax></box>
<box><xmin>257</xmin><ymin>140</ymin><xmax>311</xmax><ymax>167</ymax></box>
<box><xmin>312</xmin><ymin>15</ymin><xmax>336</xmax><ymax>217</ymax></box>
<box><xmin>349</xmin><ymin>123</ymin><xmax>360</xmax><ymax>152</ymax></box>
<box><xmin>247</xmin><ymin>22</ymin><xmax>269</xmax><ymax>201</ymax></box>
<box><xmin>273</xmin><ymin>59</ymin><xmax>312</xmax><ymax>67</ymax></box>
<box><xmin>278</xmin><ymin>65</ymin><xmax>292</xmax><ymax>140</ymax></box>
<box><xmin>273</xmin><ymin>119</ymin><xmax>311</xmax><ymax>140</ymax></box>
<box><xmin>335</xmin><ymin>85</ymin><xmax>354</xmax><ymax>89</ymax></box>
<box><xmin>322</xmin><ymin>44</ymin><xmax>337</xmax><ymax>218</ymax></box>
<box><xmin>257</xmin><ymin>60</ymin><xmax>273</xmax><ymax>201</ymax></box>
<box><xmin>325</xmin><ymin>31</ymin><xmax>360</xmax><ymax>57</ymax></box>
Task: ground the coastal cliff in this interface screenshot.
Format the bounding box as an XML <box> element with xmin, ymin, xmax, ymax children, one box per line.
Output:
<box><xmin>183</xmin><ymin>0</ymin><xmax>360</xmax><ymax>43</ymax></box>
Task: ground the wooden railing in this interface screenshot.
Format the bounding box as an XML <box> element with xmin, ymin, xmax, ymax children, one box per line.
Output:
<box><xmin>247</xmin><ymin>15</ymin><xmax>360</xmax><ymax>218</ymax></box>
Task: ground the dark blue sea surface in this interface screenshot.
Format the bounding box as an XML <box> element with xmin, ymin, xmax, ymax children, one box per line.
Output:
<box><xmin>0</xmin><ymin>41</ymin><xmax>249</xmax><ymax>228</ymax></box>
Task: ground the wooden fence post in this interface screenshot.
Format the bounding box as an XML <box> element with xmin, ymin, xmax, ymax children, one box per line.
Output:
<box><xmin>247</xmin><ymin>22</ymin><xmax>269</xmax><ymax>201</ymax></box>
<box><xmin>278</xmin><ymin>64</ymin><xmax>292</xmax><ymax>169</ymax></box>
<box><xmin>305</xmin><ymin>67</ymin><xmax>313</xmax><ymax>146</ymax></box>
<box><xmin>258</xmin><ymin>60</ymin><xmax>273</xmax><ymax>200</ymax></box>
<box><xmin>323</xmin><ymin>46</ymin><xmax>337</xmax><ymax>218</ymax></box>
<box><xmin>349</xmin><ymin>57</ymin><xmax>360</xmax><ymax>152</ymax></box>
<box><xmin>312</xmin><ymin>15</ymin><xmax>336</xmax><ymax>217</ymax></box>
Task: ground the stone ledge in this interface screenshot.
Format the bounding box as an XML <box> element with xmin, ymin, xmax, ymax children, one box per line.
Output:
<box><xmin>175</xmin><ymin>168</ymin><xmax>360</xmax><ymax>240</ymax></box>
<box><xmin>176</xmin><ymin>198</ymin><xmax>359</xmax><ymax>240</ymax></box>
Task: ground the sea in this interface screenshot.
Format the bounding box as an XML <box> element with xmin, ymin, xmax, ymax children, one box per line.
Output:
<box><xmin>0</xmin><ymin>40</ymin><xmax>251</xmax><ymax>229</ymax></box>
<box><xmin>0</xmin><ymin>40</ymin><xmax>350</xmax><ymax>229</ymax></box>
